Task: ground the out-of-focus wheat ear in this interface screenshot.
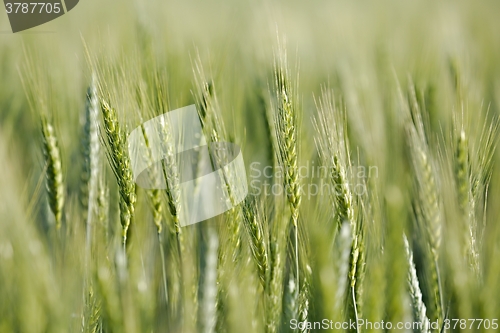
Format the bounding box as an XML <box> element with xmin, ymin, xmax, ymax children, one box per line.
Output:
<box><xmin>140</xmin><ymin>123</ymin><xmax>163</xmax><ymax>234</ymax></box>
<box><xmin>454</xmin><ymin>128</ymin><xmax>479</xmax><ymax>273</ymax></box>
<box><xmin>405</xmin><ymin>84</ymin><xmax>444</xmax><ymax>324</ymax></box>
<box><xmin>283</xmin><ymin>274</ymin><xmax>298</xmax><ymax>331</ymax></box>
<box><xmin>348</xmin><ymin>231</ymin><xmax>361</xmax><ymax>327</ymax></box>
<box><xmin>95</xmin><ymin>261</ymin><xmax>124</xmax><ymax>333</ymax></box>
<box><xmin>420</xmin><ymin>163</ymin><xmax>441</xmax><ymax>254</ymax></box>
<box><xmin>343</xmin><ymin>208</ymin><xmax>366</xmax><ymax>328</ymax></box>
<box><xmin>331</xmin><ymin>155</ymin><xmax>356</xmax><ymax>228</ymax></box>
<box><xmin>80</xmin><ymin>77</ymin><xmax>102</xmax><ymax>333</ymax></box>
<box><xmin>41</xmin><ymin>114</ymin><xmax>64</xmax><ymax>229</ymax></box>
<box><xmin>216</xmin><ymin>146</ymin><xmax>243</xmax><ymax>264</ymax></box>
<box><xmin>82</xmin><ymin>285</ymin><xmax>102</xmax><ymax>333</ymax></box>
<box><xmin>267</xmin><ymin>246</ymin><xmax>284</xmax><ymax>333</ymax></box>
<box><xmin>158</xmin><ymin>116</ymin><xmax>181</xmax><ymax>234</ymax></box>
<box><xmin>314</xmin><ymin>87</ymin><xmax>366</xmax><ymax>324</ymax></box>
<box><xmin>242</xmin><ymin>198</ymin><xmax>269</xmax><ymax>287</ymax></box>
<box><xmin>471</xmin><ymin>114</ymin><xmax>499</xmax><ymax>251</ymax></box>
<box><xmin>158</xmin><ymin>116</ymin><xmax>185</xmax><ymax>276</ymax></box>
<box><xmin>81</xmin><ymin>75</ymin><xmax>100</xmax><ymax>246</ymax></box>
<box><xmin>335</xmin><ymin>222</ymin><xmax>352</xmax><ymax>311</ymax></box>
<box><xmin>96</xmin><ymin>172</ymin><xmax>109</xmax><ymax>242</ymax></box>
<box><xmin>297</xmin><ymin>264</ymin><xmax>311</xmax><ymax>333</ymax></box>
<box><xmin>100</xmin><ymin>99</ymin><xmax>136</xmax><ymax>246</ymax></box>
<box><xmin>149</xmin><ymin>188</ymin><xmax>163</xmax><ymax>233</ymax></box>
<box><xmin>406</xmin><ymin>85</ymin><xmax>442</xmax><ymax>261</ymax></box>
<box><xmin>200</xmin><ymin>227</ymin><xmax>219</xmax><ymax>333</ymax></box>
<box><xmin>313</xmin><ymin>89</ymin><xmax>355</xmax><ymax>230</ymax></box>
<box><xmin>353</xmin><ymin>221</ymin><xmax>366</xmax><ymax>321</ymax></box>
<box><xmin>228</xmin><ymin>207</ymin><xmax>243</xmax><ymax>262</ymax></box>
<box><xmin>215</xmin><ymin>286</ymin><xmax>227</xmax><ymax>333</ymax></box>
<box><xmin>193</xmin><ymin>67</ymin><xmax>243</xmax><ymax>263</ymax></box>
<box><xmin>266</xmin><ymin>221</ymin><xmax>287</xmax><ymax>333</ymax></box>
<box><xmin>139</xmin><ymin>121</ymin><xmax>169</xmax><ymax>304</ymax></box>
<box><xmin>455</xmin><ymin>129</ymin><xmax>472</xmax><ymax>217</ymax></box>
<box><xmin>404</xmin><ymin>234</ymin><xmax>431</xmax><ymax>333</ymax></box>
<box><xmin>412</xmin><ymin>143</ymin><xmax>443</xmax><ymax>324</ymax></box>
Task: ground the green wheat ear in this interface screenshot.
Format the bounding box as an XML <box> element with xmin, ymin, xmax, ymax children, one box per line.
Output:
<box><xmin>273</xmin><ymin>57</ymin><xmax>301</xmax><ymax>228</ymax></box>
<box><xmin>313</xmin><ymin>90</ymin><xmax>355</xmax><ymax>230</ymax></box>
<box><xmin>41</xmin><ymin>114</ymin><xmax>64</xmax><ymax>229</ymax></box>
<box><xmin>242</xmin><ymin>198</ymin><xmax>269</xmax><ymax>287</ymax></box>
<box><xmin>140</xmin><ymin>122</ymin><xmax>163</xmax><ymax>234</ymax></box>
<box><xmin>313</xmin><ymin>88</ymin><xmax>365</xmax><ymax>323</ymax></box>
<box><xmin>272</xmin><ymin>41</ymin><xmax>302</xmax><ymax>317</ymax></box>
<box><xmin>404</xmin><ymin>83</ymin><xmax>444</xmax><ymax>326</ymax></box>
<box><xmin>100</xmin><ymin>99</ymin><xmax>136</xmax><ymax>246</ymax></box>
<box><xmin>192</xmin><ymin>61</ymin><xmax>244</xmax><ymax>266</ymax></box>
<box><xmin>454</xmin><ymin>128</ymin><xmax>480</xmax><ymax>273</ymax></box>
<box><xmin>158</xmin><ymin>115</ymin><xmax>181</xmax><ymax>234</ymax></box>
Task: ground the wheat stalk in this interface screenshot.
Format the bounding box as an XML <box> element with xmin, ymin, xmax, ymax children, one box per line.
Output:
<box><xmin>266</xmin><ymin>208</ymin><xmax>288</xmax><ymax>333</ymax></box>
<box><xmin>284</xmin><ymin>274</ymin><xmax>299</xmax><ymax>330</ymax></box>
<box><xmin>404</xmin><ymin>234</ymin><xmax>431</xmax><ymax>333</ymax></box>
<box><xmin>200</xmin><ymin>227</ymin><xmax>219</xmax><ymax>333</ymax></box>
<box><xmin>335</xmin><ymin>222</ymin><xmax>352</xmax><ymax>311</ymax></box>
<box><xmin>404</xmin><ymin>83</ymin><xmax>444</xmax><ymax>325</ymax></box>
<box><xmin>266</xmin><ymin>241</ymin><xmax>285</xmax><ymax>333</ymax></box>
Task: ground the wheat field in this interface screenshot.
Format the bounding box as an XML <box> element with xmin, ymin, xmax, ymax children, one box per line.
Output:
<box><xmin>1</xmin><ymin>0</ymin><xmax>500</xmax><ymax>332</ymax></box>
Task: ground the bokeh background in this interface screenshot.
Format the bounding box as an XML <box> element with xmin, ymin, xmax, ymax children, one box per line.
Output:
<box><xmin>1</xmin><ymin>0</ymin><xmax>500</xmax><ymax>332</ymax></box>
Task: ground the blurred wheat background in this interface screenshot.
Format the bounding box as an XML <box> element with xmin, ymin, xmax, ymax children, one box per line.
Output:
<box><xmin>1</xmin><ymin>0</ymin><xmax>500</xmax><ymax>332</ymax></box>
